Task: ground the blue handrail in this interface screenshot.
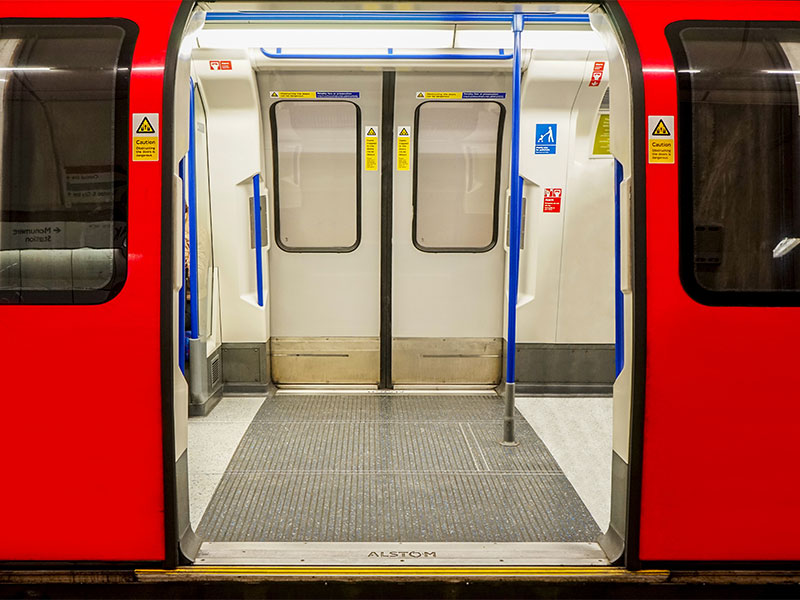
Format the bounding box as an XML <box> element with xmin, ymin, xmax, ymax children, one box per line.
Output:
<box><xmin>503</xmin><ymin>13</ymin><xmax>524</xmax><ymax>445</ymax></box>
<box><xmin>261</xmin><ymin>48</ymin><xmax>513</xmax><ymax>61</ymax></box>
<box><xmin>253</xmin><ymin>174</ymin><xmax>264</xmax><ymax>307</ymax></box>
<box><xmin>614</xmin><ymin>159</ymin><xmax>625</xmax><ymax>377</ymax></box>
<box><xmin>206</xmin><ymin>11</ymin><xmax>590</xmax><ymax>24</ymax></box>
<box><xmin>178</xmin><ymin>157</ymin><xmax>187</xmax><ymax>375</ymax></box>
<box><xmin>187</xmin><ymin>78</ymin><xmax>200</xmax><ymax>340</ymax></box>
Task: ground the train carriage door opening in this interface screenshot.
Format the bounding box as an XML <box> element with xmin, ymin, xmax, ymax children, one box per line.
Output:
<box><xmin>180</xmin><ymin>4</ymin><xmax>635</xmax><ymax>568</ymax></box>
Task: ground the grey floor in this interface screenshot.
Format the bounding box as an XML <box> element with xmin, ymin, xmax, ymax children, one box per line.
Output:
<box><xmin>190</xmin><ymin>393</ymin><xmax>605</xmax><ymax>543</ymax></box>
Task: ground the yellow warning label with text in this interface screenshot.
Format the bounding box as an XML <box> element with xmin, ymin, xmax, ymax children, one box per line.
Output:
<box><xmin>270</xmin><ymin>91</ymin><xmax>315</xmax><ymax>99</ymax></box>
<box><xmin>397</xmin><ymin>126</ymin><xmax>410</xmax><ymax>171</ymax></box>
<box><xmin>417</xmin><ymin>91</ymin><xmax>461</xmax><ymax>100</ymax></box>
<box><xmin>592</xmin><ymin>113</ymin><xmax>611</xmax><ymax>156</ymax></box>
<box><xmin>647</xmin><ymin>115</ymin><xmax>675</xmax><ymax>164</ymax></box>
<box><xmin>132</xmin><ymin>113</ymin><xmax>159</xmax><ymax>162</ymax></box>
<box><xmin>365</xmin><ymin>126</ymin><xmax>378</xmax><ymax>172</ymax></box>
<box><xmin>648</xmin><ymin>139</ymin><xmax>674</xmax><ymax>163</ymax></box>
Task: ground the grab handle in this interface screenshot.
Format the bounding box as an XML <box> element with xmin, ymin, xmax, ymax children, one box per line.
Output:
<box><xmin>253</xmin><ymin>173</ymin><xmax>264</xmax><ymax>307</ymax></box>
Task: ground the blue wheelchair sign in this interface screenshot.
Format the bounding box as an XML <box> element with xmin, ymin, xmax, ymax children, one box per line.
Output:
<box><xmin>535</xmin><ymin>123</ymin><xmax>558</xmax><ymax>155</ymax></box>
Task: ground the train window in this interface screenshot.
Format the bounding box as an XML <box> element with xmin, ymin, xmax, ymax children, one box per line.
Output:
<box><xmin>669</xmin><ymin>23</ymin><xmax>800</xmax><ymax>303</ymax></box>
<box><xmin>270</xmin><ymin>100</ymin><xmax>361</xmax><ymax>252</ymax></box>
<box><xmin>0</xmin><ymin>21</ymin><xmax>136</xmax><ymax>305</ymax></box>
<box><xmin>413</xmin><ymin>101</ymin><xmax>504</xmax><ymax>253</ymax></box>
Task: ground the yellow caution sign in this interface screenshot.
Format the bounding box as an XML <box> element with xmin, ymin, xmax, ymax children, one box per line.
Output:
<box><xmin>417</xmin><ymin>91</ymin><xmax>461</xmax><ymax>100</ymax></box>
<box><xmin>651</xmin><ymin>119</ymin><xmax>671</xmax><ymax>136</ymax></box>
<box><xmin>136</xmin><ymin>117</ymin><xmax>155</xmax><ymax>134</ymax></box>
<box><xmin>132</xmin><ymin>113</ymin><xmax>159</xmax><ymax>162</ymax></box>
<box><xmin>365</xmin><ymin>126</ymin><xmax>378</xmax><ymax>172</ymax></box>
<box><xmin>269</xmin><ymin>91</ymin><xmax>315</xmax><ymax>99</ymax></box>
<box><xmin>647</xmin><ymin>115</ymin><xmax>674</xmax><ymax>164</ymax></box>
<box><xmin>397</xmin><ymin>126</ymin><xmax>411</xmax><ymax>171</ymax></box>
<box><xmin>592</xmin><ymin>113</ymin><xmax>611</xmax><ymax>156</ymax></box>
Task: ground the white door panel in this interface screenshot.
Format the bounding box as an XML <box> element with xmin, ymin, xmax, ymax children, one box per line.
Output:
<box><xmin>393</xmin><ymin>71</ymin><xmax>510</xmax><ymax>384</ymax></box>
<box><xmin>260</xmin><ymin>72</ymin><xmax>381</xmax><ymax>383</ymax></box>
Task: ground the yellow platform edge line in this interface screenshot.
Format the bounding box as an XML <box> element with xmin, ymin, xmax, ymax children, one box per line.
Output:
<box><xmin>136</xmin><ymin>566</ymin><xmax>669</xmax><ymax>577</ymax></box>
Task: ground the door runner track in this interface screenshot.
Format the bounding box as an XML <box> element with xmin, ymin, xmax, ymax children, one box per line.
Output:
<box><xmin>197</xmin><ymin>394</ymin><xmax>600</xmax><ymax>542</ymax></box>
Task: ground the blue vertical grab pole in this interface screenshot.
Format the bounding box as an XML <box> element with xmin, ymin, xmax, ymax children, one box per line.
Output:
<box><xmin>614</xmin><ymin>159</ymin><xmax>625</xmax><ymax>377</ymax></box>
<box><xmin>253</xmin><ymin>174</ymin><xmax>264</xmax><ymax>307</ymax></box>
<box><xmin>187</xmin><ymin>78</ymin><xmax>200</xmax><ymax>340</ymax></box>
<box><xmin>178</xmin><ymin>158</ymin><xmax>187</xmax><ymax>374</ymax></box>
<box><xmin>503</xmin><ymin>13</ymin><xmax>524</xmax><ymax>446</ymax></box>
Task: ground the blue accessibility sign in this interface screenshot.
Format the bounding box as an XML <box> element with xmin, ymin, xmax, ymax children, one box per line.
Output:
<box><xmin>316</xmin><ymin>91</ymin><xmax>360</xmax><ymax>99</ymax></box>
<box><xmin>535</xmin><ymin>123</ymin><xmax>558</xmax><ymax>155</ymax></box>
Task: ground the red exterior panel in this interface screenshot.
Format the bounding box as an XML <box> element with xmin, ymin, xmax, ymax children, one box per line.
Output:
<box><xmin>619</xmin><ymin>0</ymin><xmax>800</xmax><ymax>562</ymax></box>
<box><xmin>0</xmin><ymin>1</ymin><xmax>181</xmax><ymax>561</ymax></box>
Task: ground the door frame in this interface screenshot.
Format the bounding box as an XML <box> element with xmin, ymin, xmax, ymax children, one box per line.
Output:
<box><xmin>162</xmin><ymin>0</ymin><xmax>647</xmax><ymax>570</ymax></box>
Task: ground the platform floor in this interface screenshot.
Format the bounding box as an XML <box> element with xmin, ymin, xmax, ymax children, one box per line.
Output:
<box><xmin>191</xmin><ymin>393</ymin><xmax>605</xmax><ymax>543</ymax></box>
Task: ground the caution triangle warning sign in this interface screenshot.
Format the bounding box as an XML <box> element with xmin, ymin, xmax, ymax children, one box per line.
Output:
<box><xmin>416</xmin><ymin>91</ymin><xmax>425</xmax><ymax>98</ymax></box>
<box><xmin>399</xmin><ymin>127</ymin><xmax>409</xmax><ymax>136</ymax></box>
<box><xmin>652</xmin><ymin>119</ymin><xmax>671</xmax><ymax>136</ymax></box>
<box><xmin>367</xmin><ymin>127</ymin><xmax>376</xmax><ymax>136</ymax></box>
<box><xmin>270</xmin><ymin>91</ymin><xmax>279</xmax><ymax>98</ymax></box>
<box><xmin>136</xmin><ymin>117</ymin><xmax>155</xmax><ymax>134</ymax></box>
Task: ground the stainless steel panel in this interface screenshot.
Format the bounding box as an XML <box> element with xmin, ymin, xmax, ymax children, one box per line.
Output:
<box><xmin>271</xmin><ymin>337</ymin><xmax>379</xmax><ymax>384</ymax></box>
<box><xmin>392</xmin><ymin>337</ymin><xmax>502</xmax><ymax>385</ymax></box>
<box><xmin>223</xmin><ymin>342</ymin><xmax>269</xmax><ymax>384</ymax></box>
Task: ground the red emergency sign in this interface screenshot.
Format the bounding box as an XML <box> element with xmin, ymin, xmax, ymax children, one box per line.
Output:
<box><xmin>589</xmin><ymin>61</ymin><xmax>605</xmax><ymax>86</ymax></box>
<box><xmin>543</xmin><ymin>188</ymin><xmax>563</xmax><ymax>213</ymax></box>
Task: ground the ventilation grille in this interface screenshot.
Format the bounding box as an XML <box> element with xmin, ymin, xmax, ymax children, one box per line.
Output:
<box><xmin>210</xmin><ymin>355</ymin><xmax>221</xmax><ymax>387</ymax></box>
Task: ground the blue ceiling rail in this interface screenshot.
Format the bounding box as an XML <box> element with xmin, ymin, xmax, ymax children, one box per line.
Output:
<box><xmin>260</xmin><ymin>48</ymin><xmax>513</xmax><ymax>61</ymax></box>
<box><xmin>205</xmin><ymin>11</ymin><xmax>590</xmax><ymax>24</ymax></box>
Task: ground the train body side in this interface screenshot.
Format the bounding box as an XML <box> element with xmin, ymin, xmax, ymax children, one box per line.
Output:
<box><xmin>620</xmin><ymin>0</ymin><xmax>800</xmax><ymax>562</ymax></box>
<box><xmin>0</xmin><ymin>0</ymin><xmax>183</xmax><ymax>562</ymax></box>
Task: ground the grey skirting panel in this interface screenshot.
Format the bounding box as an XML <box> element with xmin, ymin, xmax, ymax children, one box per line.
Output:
<box><xmin>196</xmin><ymin>394</ymin><xmax>600</xmax><ymax>543</ymax></box>
<box><xmin>513</xmin><ymin>343</ymin><xmax>615</xmax><ymax>395</ymax></box>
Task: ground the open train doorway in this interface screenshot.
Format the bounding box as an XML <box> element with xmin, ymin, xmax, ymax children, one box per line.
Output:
<box><xmin>172</xmin><ymin>2</ymin><xmax>635</xmax><ymax>566</ymax></box>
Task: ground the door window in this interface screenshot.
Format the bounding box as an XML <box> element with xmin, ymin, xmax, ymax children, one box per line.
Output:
<box><xmin>0</xmin><ymin>21</ymin><xmax>136</xmax><ymax>304</ymax></box>
<box><xmin>413</xmin><ymin>101</ymin><xmax>504</xmax><ymax>252</ymax></box>
<box><xmin>270</xmin><ymin>100</ymin><xmax>361</xmax><ymax>252</ymax></box>
<box><xmin>669</xmin><ymin>23</ymin><xmax>800</xmax><ymax>303</ymax></box>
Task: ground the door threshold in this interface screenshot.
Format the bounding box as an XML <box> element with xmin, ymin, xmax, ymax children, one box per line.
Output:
<box><xmin>275</xmin><ymin>385</ymin><xmax>498</xmax><ymax>395</ymax></box>
<box><xmin>195</xmin><ymin>542</ymin><xmax>608</xmax><ymax>566</ymax></box>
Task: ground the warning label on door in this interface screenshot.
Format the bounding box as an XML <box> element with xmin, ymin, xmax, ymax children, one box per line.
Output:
<box><xmin>132</xmin><ymin>113</ymin><xmax>159</xmax><ymax>162</ymax></box>
<box><xmin>543</xmin><ymin>188</ymin><xmax>563</xmax><ymax>213</ymax></box>
<box><xmin>648</xmin><ymin>115</ymin><xmax>674</xmax><ymax>164</ymax></box>
<box><xmin>397</xmin><ymin>126</ymin><xmax>411</xmax><ymax>171</ymax></box>
<box><xmin>365</xmin><ymin>126</ymin><xmax>378</xmax><ymax>172</ymax></box>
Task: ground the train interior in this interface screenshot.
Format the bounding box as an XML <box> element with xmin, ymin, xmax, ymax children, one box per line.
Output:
<box><xmin>173</xmin><ymin>1</ymin><xmax>634</xmax><ymax>565</ymax></box>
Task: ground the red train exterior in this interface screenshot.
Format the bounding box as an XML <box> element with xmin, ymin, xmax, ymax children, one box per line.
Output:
<box><xmin>0</xmin><ymin>0</ymin><xmax>798</xmax><ymax>571</ymax></box>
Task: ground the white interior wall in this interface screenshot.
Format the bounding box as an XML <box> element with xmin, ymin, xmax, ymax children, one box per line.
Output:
<box><xmin>514</xmin><ymin>46</ymin><xmax>614</xmax><ymax>346</ymax></box>
<box><xmin>591</xmin><ymin>12</ymin><xmax>634</xmax><ymax>463</ymax></box>
<box><xmin>193</xmin><ymin>49</ymin><xmax>268</xmax><ymax>345</ymax></box>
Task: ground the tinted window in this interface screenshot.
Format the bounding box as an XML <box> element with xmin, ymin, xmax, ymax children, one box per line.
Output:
<box><xmin>413</xmin><ymin>101</ymin><xmax>504</xmax><ymax>252</ymax></box>
<box><xmin>270</xmin><ymin>100</ymin><xmax>361</xmax><ymax>252</ymax></box>
<box><xmin>670</xmin><ymin>24</ymin><xmax>800</xmax><ymax>301</ymax></box>
<box><xmin>0</xmin><ymin>22</ymin><xmax>135</xmax><ymax>304</ymax></box>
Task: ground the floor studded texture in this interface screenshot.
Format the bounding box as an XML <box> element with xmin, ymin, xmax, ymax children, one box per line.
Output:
<box><xmin>196</xmin><ymin>394</ymin><xmax>600</xmax><ymax>542</ymax></box>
